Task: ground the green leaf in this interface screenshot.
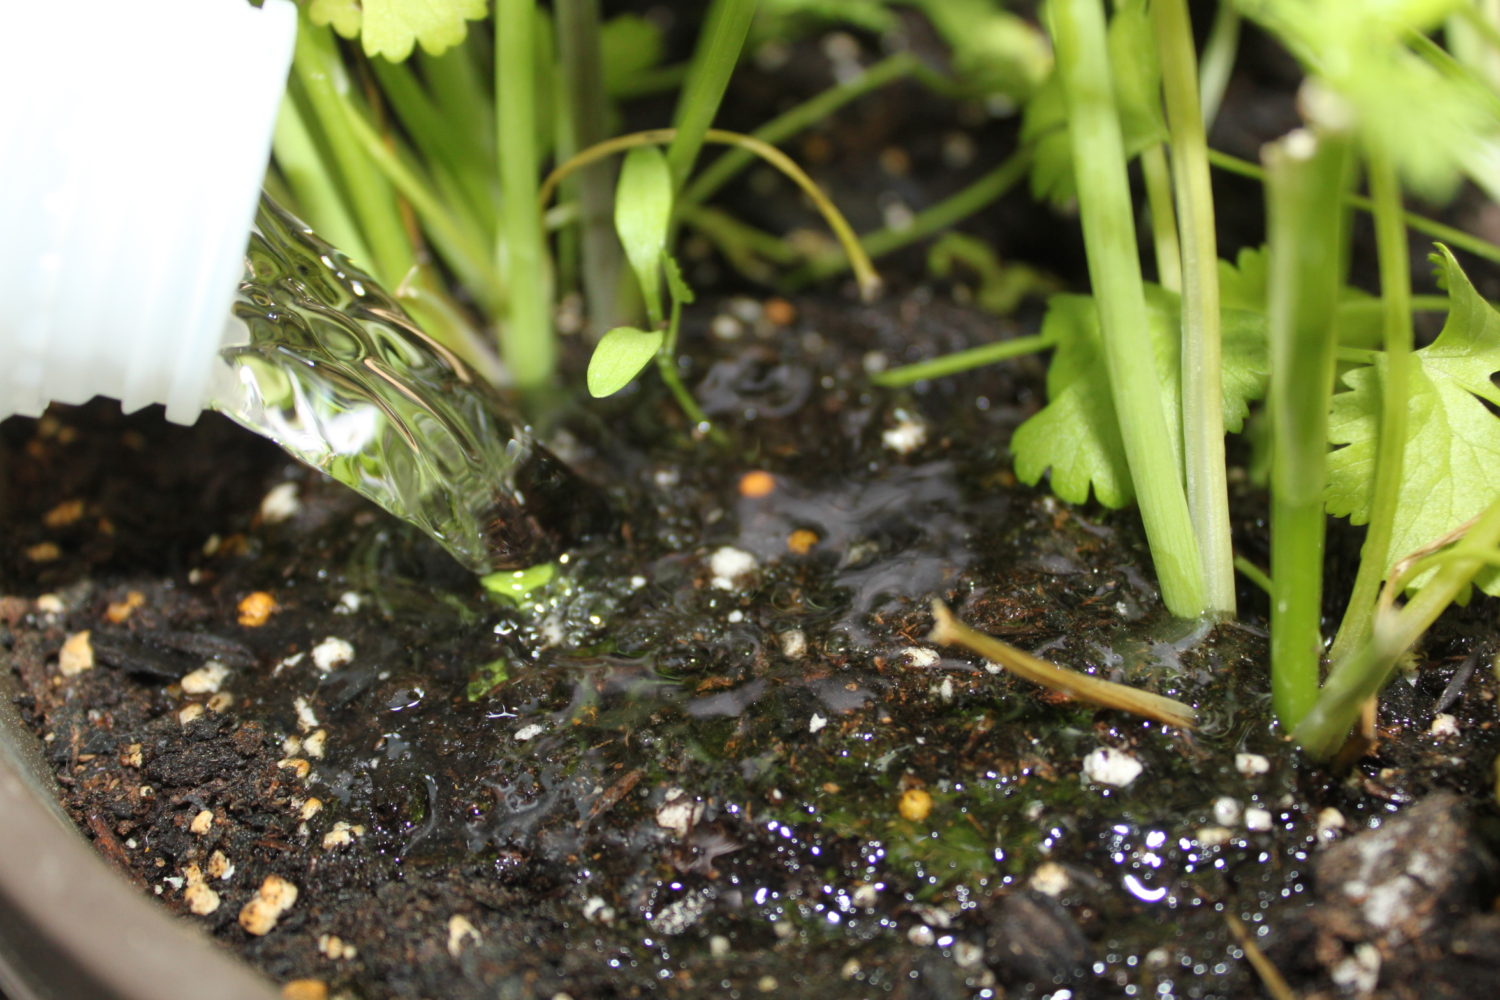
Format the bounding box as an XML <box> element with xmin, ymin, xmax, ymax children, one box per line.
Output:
<box><xmin>615</xmin><ymin>146</ymin><xmax>674</xmax><ymax>326</ymax></box>
<box><xmin>587</xmin><ymin>326</ymin><xmax>665</xmax><ymax>398</ymax></box>
<box><xmin>662</xmin><ymin>251</ymin><xmax>695</xmax><ymax>306</ymax></box>
<box><xmin>1022</xmin><ymin>0</ymin><xmax>1166</xmax><ymax>206</ymax></box>
<box><xmin>309</xmin><ymin>0</ymin><xmax>487</xmax><ymax>62</ymax></box>
<box><xmin>602</xmin><ymin>14</ymin><xmax>666</xmax><ymax>96</ymax></box>
<box><xmin>1326</xmin><ymin>246</ymin><xmax>1500</xmax><ymax>594</ymax></box>
<box><xmin>1013</xmin><ymin>275</ymin><xmax>1269</xmax><ymax>507</ymax></box>
<box><xmin>1237</xmin><ymin>0</ymin><xmax>1495</xmax><ymax>202</ymax></box>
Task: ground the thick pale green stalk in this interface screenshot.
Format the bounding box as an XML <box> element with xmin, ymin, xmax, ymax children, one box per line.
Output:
<box><xmin>1154</xmin><ymin>0</ymin><xmax>1235</xmax><ymax>615</ymax></box>
<box><xmin>1263</xmin><ymin>128</ymin><xmax>1354</xmax><ymax>728</ymax></box>
<box><xmin>496</xmin><ymin>0</ymin><xmax>554</xmax><ymax>389</ymax></box>
<box><xmin>1295</xmin><ymin>496</ymin><xmax>1500</xmax><ymax>759</ymax></box>
<box><xmin>557</xmin><ymin>0</ymin><xmax>621</xmax><ymax>328</ymax></box>
<box><xmin>1328</xmin><ymin>145</ymin><xmax>1413</xmax><ymax>662</ymax></box>
<box><xmin>666</xmin><ymin>0</ymin><xmax>759</xmax><ymax>187</ymax></box>
<box><xmin>1048</xmin><ymin>0</ymin><xmax>1207</xmax><ymax>618</ymax></box>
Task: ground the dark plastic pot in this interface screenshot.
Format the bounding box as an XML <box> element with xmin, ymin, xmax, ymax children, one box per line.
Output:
<box><xmin>0</xmin><ymin>670</ymin><xmax>277</xmax><ymax>1000</ymax></box>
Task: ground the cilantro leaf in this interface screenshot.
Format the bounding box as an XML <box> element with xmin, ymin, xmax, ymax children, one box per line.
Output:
<box><xmin>1325</xmin><ymin>245</ymin><xmax>1500</xmax><ymax>594</ymax></box>
<box><xmin>309</xmin><ymin>0</ymin><xmax>487</xmax><ymax>62</ymax></box>
<box><xmin>1237</xmin><ymin>0</ymin><xmax>1497</xmax><ymax>202</ymax></box>
<box><xmin>1012</xmin><ymin>277</ymin><xmax>1268</xmax><ymax>507</ymax></box>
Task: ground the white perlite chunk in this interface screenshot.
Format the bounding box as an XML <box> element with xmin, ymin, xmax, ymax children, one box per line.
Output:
<box><xmin>180</xmin><ymin>660</ymin><xmax>230</xmax><ymax>695</ymax></box>
<box><xmin>59</xmin><ymin>631</ymin><xmax>95</xmax><ymax>676</ymax></box>
<box><xmin>1429</xmin><ymin>713</ymin><xmax>1459</xmax><ymax>737</ymax></box>
<box><xmin>447</xmin><ymin>914</ymin><xmax>482</xmax><ymax>957</ymax></box>
<box><xmin>238</xmin><ymin>875</ymin><xmax>298</xmax><ymax>936</ymax></box>
<box><xmin>708</xmin><ymin>546</ymin><xmax>758</xmax><ymax>590</ymax></box>
<box><xmin>183</xmin><ymin>864</ymin><xmax>221</xmax><ymax>916</ymax></box>
<box><xmin>809</xmin><ymin>713</ymin><xmax>828</xmax><ymax>734</ymax></box>
<box><xmin>1234</xmin><ymin>753</ymin><xmax>1271</xmax><ymax>776</ymax></box>
<box><xmin>1029</xmin><ymin>862</ymin><xmax>1070</xmax><ymax>897</ymax></box>
<box><xmin>778</xmin><ymin>629</ymin><xmax>808</xmax><ymax>659</ymax></box>
<box><xmin>1081</xmin><ymin>747</ymin><xmax>1143</xmax><ymax>787</ymax></box>
<box><xmin>1212</xmin><ymin>796</ymin><xmax>1242</xmax><ymax>827</ymax></box>
<box><xmin>322</xmin><ymin>821</ymin><xmax>365</xmax><ymax>849</ymax></box>
<box><xmin>1245</xmin><ymin>807</ymin><xmax>1274</xmax><ymax>832</ymax></box>
<box><xmin>655</xmin><ymin>788</ymin><xmax>704</xmax><ymax>837</ymax></box>
<box><xmin>259</xmin><ymin>482</ymin><xmax>301</xmax><ymax>523</ymax></box>
<box><xmin>881</xmin><ymin>413</ymin><xmax>928</xmax><ymax>454</ymax></box>
<box><xmin>294</xmin><ymin>695</ymin><xmax>320</xmax><ymax>732</ymax></box>
<box><xmin>515</xmin><ymin>723</ymin><xmax>546</xmax><ymax>742</ymax></box>
<box><xmin>900</xmin><ymin>647</ymin><xmax>940</xmax><ymax>668</ymax></box>
<box><xmin>189</xmin><ymin>809</ymin><xmax>214</xmax><ymax>835</ymax></box>
<box><xmin>311</xmin><ymin>637</ymin><xmax>354</xmax><ymax>673</ymax></box>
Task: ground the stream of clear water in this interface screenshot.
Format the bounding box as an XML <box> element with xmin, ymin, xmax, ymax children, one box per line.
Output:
<box><xmin>210</xmin><ymin>194</ymin><xmax>591</xmax><ymax>574</ymax></box>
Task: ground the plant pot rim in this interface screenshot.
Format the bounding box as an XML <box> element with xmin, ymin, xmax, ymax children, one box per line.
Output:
<box><xmin>0</xmin><ymin>668</ymin><xmax>278</xmax><ymax>1000</ymax></box>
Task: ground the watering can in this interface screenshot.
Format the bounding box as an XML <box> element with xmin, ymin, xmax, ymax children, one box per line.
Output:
<box><xmin>0</xmin><ymin>0</ymin><xmax>297</xmax><ymax>424</ymax></box>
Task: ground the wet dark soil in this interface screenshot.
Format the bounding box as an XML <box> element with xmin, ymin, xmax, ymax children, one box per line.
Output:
<box><xmin>5</xmin><ymin>288</ymin><xmax>1500</xmax><ymax>999</ymax></box>
<box><xmin>9</xmin><ymin>12</ymin><xmax>1500</xmax><ymax>1000</ymax></box>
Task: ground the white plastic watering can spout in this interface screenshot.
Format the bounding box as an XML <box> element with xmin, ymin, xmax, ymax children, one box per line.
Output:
<box><xmin>0</xmin><ymin>0</ymin><xmax>296</xmax><ymax>425</ymax></box>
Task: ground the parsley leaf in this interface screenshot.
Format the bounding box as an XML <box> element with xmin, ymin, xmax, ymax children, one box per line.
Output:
<box><xmin>309</xmin><ymin>0</ymin><xmax>487</xmax><ymax>62</ymax></box>
<box><xmin>1325</xmin><ymin>245</ymin><xmax>1500</xmax><ymax>594</ymax></box>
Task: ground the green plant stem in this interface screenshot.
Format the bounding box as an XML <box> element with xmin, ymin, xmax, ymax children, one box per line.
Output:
<box><xmin>557</xmin><ymin>0</ymin><xmax>622</xmax><ymax>328</ymax></box>
<box><xmin>787</xmin><ymin>148</ymin><xmax>1033</xmax><ymax>287</ymax></box>
<box><xmin>1207</xmin><ymin>149</ymin><xmax>1500</xmax><ymax>266</ymax></box>
<box><xmin>870</xmin><ymin>332</ymin><xmax>1057</xmax><ymax>387</ymax></box>
<box><xmin>272</xmin><ymin>87</ymin><xmax>374</xmax><ymax>270</ymax></box>
<box><xmin>541</xmin><ymin>128</ymin><xmax>882</xmax><ymax>299</ymax></box>
<box><xmin>667</xmin><ymin>0</ymin><xmax>760</xmax><ymax>187</ymax></box>
<box><xmin>1233</xmin><ymin>556</ymin><xmax>1273</xmax><ymax>596</ymax></box>
<box><xmin>1140</xmin><ymin>145</ymin><xmax>1182</xmax><ymax>292</ymax></box>
<box><xmin>496</xmin><ymin>0</ymin><xmax>554</xmax><ymax>390</ymax></box>
<box><xmin>1197</xmin><ymin>2</ymin><xmax>1240</xmax><ymax>127</ymax></box>
<box><xmin>1293</xmin><ymin>495</ymin><xmax>1500</xmax><ymax>760</ymax></box>
<box><xmin>1264</xmin><ymin>127</ymin><xmax>1355</xmax><ymax>729</ymax></box>
<box><xmin>1048</xmin><ymin>0</ymin><xmax>1207</xmax><ymax>618</ymax></box>
<box><xmin>291</xmin><ymin>21</ymin><xmax>415</xmax><ymax>288</ymax></box>
<box><xmin>1328</xmin><ymin>144</ymin><xmax>1415</xmax><ymax>664</ymax></box>
<box><xmin>681</xmin><ymin>53</ymin><xmax>924</xmax><ymax>210</ymax></box>
<box><xmin>1155</xmin><ymin>0</ymin><xmax>1234</xmax><ymax>616</ymax></box>
<box><xmin>656</xmin><ymin>294</ymin><xmax>727</xmax><ymax>447</ymax></box>
<box><xmin>372</xmin><ymin>55</ymin><xmax>495</xmax><ymax>232</ymax></box>
<box><xmin>679</xmin><ymin>204</ymin><xmax>800</xmax><ymax>285</ymax></box>
<box><xmin>336</xmin><ymin>101</ymin><xmax>503</xmax><ymax>317</ymax></box>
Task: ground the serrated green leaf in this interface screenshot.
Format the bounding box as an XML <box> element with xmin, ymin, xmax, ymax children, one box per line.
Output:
<box><xmin>1022</xmin><ymin>0</ymin><xmax>1166</xmax><ymax>206</ymax></box>
<box><xmin>615</xmin><ymin>146</ymin><xmax>673</xmax><ymax>326</ymax></box>
<box><xmin>662</xmin><ymin>251</ymin><xmax>695</xmax><ymax>306</ymax></box>
<box><xmin>1326</xmin><ymin>246</ymin><xmax>1500</xmax><ymax>594</ymax></box>
<box><xmin>587</xmin><ymin>326</ymin><xmax>664</xmax><ymax>398</ymax></box>
<box><xmin>1013</xmin><ymin>273</ymin><xmax>1269</xmax><ymax>507</ymax></box>
<box><xmin>309</xmin><ymin>0</ymin><xmax>487</xmax><ymax>62</ymax></box>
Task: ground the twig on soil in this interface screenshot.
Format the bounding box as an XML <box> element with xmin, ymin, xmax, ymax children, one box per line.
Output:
<box><xmin>1224</xmin><ymin>912</ymin><xmax>1298</xmax><ymax>1000</ymax></box>
<box><xmin>926</xmin><ymin>601</ymin><xmax>1197</xmax><ymax>730</ymax></box>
